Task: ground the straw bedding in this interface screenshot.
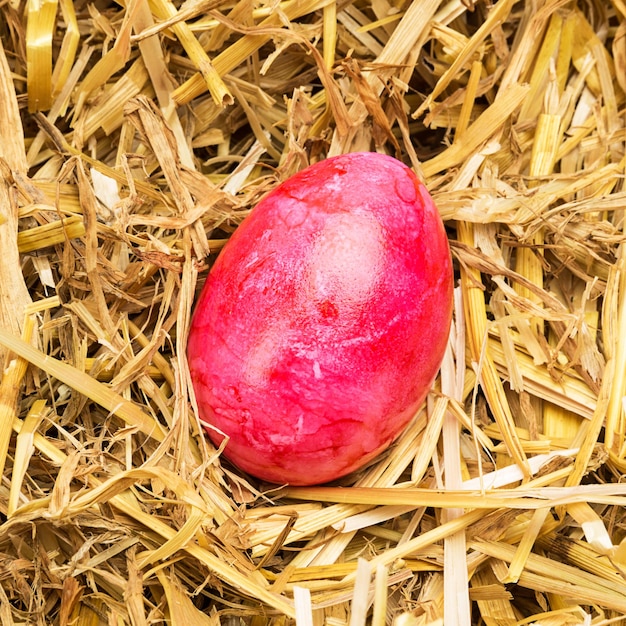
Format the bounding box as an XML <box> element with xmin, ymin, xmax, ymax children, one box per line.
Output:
<box><xmin>0</xmin><ymin>0</ymin><xmax>625</xmax><ymax>623</ymax></box>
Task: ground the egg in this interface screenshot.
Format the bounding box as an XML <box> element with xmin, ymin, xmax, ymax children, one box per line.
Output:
<box><xmin>187</xmin><ymin>152</ymin><xmax>453</xmax><ymax>485</ymax></box>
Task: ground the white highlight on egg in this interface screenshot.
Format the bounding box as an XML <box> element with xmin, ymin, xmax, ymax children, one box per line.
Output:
<box><xmin>313</xmin><ymin>361</ymin><xmax>322</xmax><ymax>379</ymax></box>
<box><xmin>306</xmin><ymin>213</ymin><xmax>383</xmax><ymax>306</ymax></box>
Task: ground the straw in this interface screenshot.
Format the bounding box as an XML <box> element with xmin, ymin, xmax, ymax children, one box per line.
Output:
<box><xmin>1</xmin><ymin>0</ymin><xmax>625</xmax><ymax>623</ymax></box>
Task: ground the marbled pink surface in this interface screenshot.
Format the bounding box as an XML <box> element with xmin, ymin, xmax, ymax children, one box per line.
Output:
<box><xmin>187</xmin><ymin>152</ymin><xmax>453</xmax><ymax>485</ymax></box>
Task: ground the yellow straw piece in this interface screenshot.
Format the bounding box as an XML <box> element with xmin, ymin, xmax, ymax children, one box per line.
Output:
<box><xmin>422</xmin><ymin>83</ymin><xmax>531</xmax><ymax>178</ymax></box>
<box><xmin>51</xmin><ymin>0</ymin><xmax>79</xmax><ymax>100</ymax></box>
<box><xmin>0</xmin><ymin>328</ymin><xmax>167</xmax><ymax>442</ymax></box>
<box><xmin>8</xmin><ymin>399</ymin><xmax>48</xmax><ymax>515</ymax></box>
<box><xmin>0</xmin><ymin>316</ymin><xmax>35</xmax><ymax>481</ymax></box>
<box><xmin>471</xmin><ymin>566</ymin><xmax>517</xmax><ymax>626</ymax></box>
<box><xmin>502</xmin><ymin>507</ymin><xmax>552</xmax><ymax>583</ymax></box>
<box><xmin>2</xmin><ymin>1</ymin><xmax>626</xmax><ymax>622</ymax></box>
<box><xmin>148</xmin><ymin>0</ymin><xmax>232</xmax><ymax>106</ymax></box>
<box><xmin>458</xmin><ymin>221</ymin><xmax>529</xmax><ymax>475</ymax></box>
<box><xmin>26</xmin><ymin>0</ymin><xmax>58</xmax><ymax>112</ymax></box>
<box><xmin>172</xmin><ymin>0</ymin><xmax>332</xmax><ymax>105</ymax></box>
<box><xmin>17</xmin><ymin>215</ymin><xmax>86</xmax><ymax>253</ymax></box>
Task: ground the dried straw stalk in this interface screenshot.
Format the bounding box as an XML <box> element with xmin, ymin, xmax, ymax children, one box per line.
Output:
<box><xmin>1</xmin><ymin>0</ymin><xmax>626</xmax><ymax>625</ymax></box>
<box><xmin>0</xmin><ymin>38</ymin><xmax>33</xmax><ymax>356</ymax></box>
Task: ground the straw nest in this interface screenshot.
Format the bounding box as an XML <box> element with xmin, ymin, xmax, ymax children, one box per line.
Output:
<box><xmin>1</xmin><ymin>0</ymin><xmax>625</xmax><ymax>623</ymax></box>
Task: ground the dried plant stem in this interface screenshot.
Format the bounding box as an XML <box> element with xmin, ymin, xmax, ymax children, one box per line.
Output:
<box><xmin>457</xmin><ymin>220</ymin><xmax>529</xmax><ymax>475</ymax></box>
<box><xmin>0</xmin><ymin>328</ymin><xmax>167</xmax><ymax>441</ymax></box>
<box><xmin>0</xmin><ymin>316</ymin><xmax>35</xmax><ymax>479</ymax></box>
<box><xmin>0</xmin><ymin>38</ymin><xmax>33</xmax><ymax>368</ymax></box>
<box><xmin>1</xmin><ymin>0</ymin><xmax>625</xmax><ymax>622</ymax></box>
<box><xmin>26</xmin><ymin>0</ymin><xmax>58</xmax><ymax>111</ymax></box>
<box><xmin>172</xmin><ymin>0</ymin><xmax>330</xmax><ymax>105</ymax></box>
<box><xmin>148</xmin><ymin>0</ymin><xmax>232</xmax><ymax>106</ymax></box>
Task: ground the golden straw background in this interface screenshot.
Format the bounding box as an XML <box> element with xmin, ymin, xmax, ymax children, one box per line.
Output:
<box><xmin>1</xmin><ymin>0</ymin><xmax>626</xmax><ymax>623</ymax></box>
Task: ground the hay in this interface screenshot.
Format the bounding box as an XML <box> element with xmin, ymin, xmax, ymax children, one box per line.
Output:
<box><xmin>0</xmin><ymin>0</ymin><xmax>625</xmax><ymax>623</ymax></box>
